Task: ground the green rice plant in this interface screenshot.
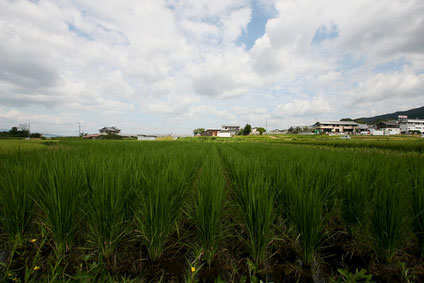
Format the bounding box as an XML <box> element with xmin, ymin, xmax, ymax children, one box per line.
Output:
<box><xmin>187</xmin><ymin>157</ymin><xmax>226</xmax><ymax>266</ymax></box>
<box><xmin>369</xmin><ymin>174</ymin><xmax>405</xmax><ymax>262</ymax></box>
<box><xmin>136</xmin><ymin>161</ymin><xmax>192</xmax><ymax>262</ymax></box>
<box><xmin>287</xmin><ymin>182</ymin><xmax>327</xmax><ymax>266</ymax></box>
<box><xmin>234</xmin><ymin>173</ymin><xmax>274</xmax><ymax>266</ymax></box>
<box><xmin>85</xmin><ymin>162</ymin><xmax>132</xmax><ymax>259</ymax></box>
<box><xmin>339</xmin><ymin>172</ymin><xmax>370</xmax><ymax>235</ymax></box>
<box><xmin>0</xmin><ymin>165</ymin><xmax>39</xmax><ymax>242</ymax></box>
<box><xmin>410</xmin><ymin>165</ymin><xmax>424</xmax><ymax>256</ymax></box>
<box><xmin>37</xmin><ymin>158</ymin><xmax>86</xmax><ymax>254</ymax></box>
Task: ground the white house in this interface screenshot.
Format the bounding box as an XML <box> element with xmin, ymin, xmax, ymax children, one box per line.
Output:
<box><xmin>399</xmin><ymin>115</ymin><xmax>424</xmax><ymax>133</ymax></box>
<box><xmin>137</xmin><ymin>134</ymin><xmax>157</xmax><ymax>141</ymax></box>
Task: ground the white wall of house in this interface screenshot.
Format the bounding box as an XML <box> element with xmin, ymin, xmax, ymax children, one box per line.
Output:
<box><xmin>137</xmin><ymin>136</ymin><xmax>156</xmax><ymax>140</ymax></box>
<box><xmin>370</xmin><ymin>129</ymin><xmax>384</xmax><ymax>136</ymax></box>
<box><xmin>217</xmin><ymin>132</ymin><xmax>231</xmax><ymax>138</ymax></box>
<box><xmin>385</xmin><ymin>128</ymin><xmax>401</xmax><ymax>135</ymax></box>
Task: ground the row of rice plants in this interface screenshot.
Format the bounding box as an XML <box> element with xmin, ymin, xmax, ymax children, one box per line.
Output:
<box><xmin>186</xmin><ymin>146</ymin><xmax>227</xmax><ymax>266</ymax></box>
<box><xmin>218</xmin><ymin>142</ymin><xmax>424</xmax><ymax>267</ymax></box>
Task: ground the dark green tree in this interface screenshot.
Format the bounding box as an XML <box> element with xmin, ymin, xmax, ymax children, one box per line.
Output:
<box><xmin>243</xmin><ymin>124</ymin><xmax>252</xmax><ymax>135</ymax></box>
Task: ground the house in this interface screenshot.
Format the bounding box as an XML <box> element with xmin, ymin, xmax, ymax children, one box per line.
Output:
<box><xmin>399</xmin><ymin>115</ymin><xmax>424</xmax><ymax>133</ymax></box>
<box><xmin>201</xmin><ymin>129</ymin><xmax>221</xmax><ymax>136</ymax></box>
<box><xmin>375</xmin><ymin>120</ymin><xmax>400</xmax><ymax>135</ymax></box>
<box><xmin>314</xmin><ymin>121</ymin><xmax>359</xmax><ymax>134</ymax></box>
<box><xmin>137</xmin><ymin>134</ymin><xmax>157</xmax><ymax>141</ymax></box>
<box><xmin>221</xmin><ymin>125</ymin><xmax>240</xmax><ymax>136</ymax></box>
<box><xmin>201</xmin><ymin>125</ymin><xmax>239</xmax><ymax>137</ymax></box>
<box><xmin>270</xmin><ymin>129</ymin><xmax>287</xmax><ymax>134</ymax></box>
<box><xmin>99</xmin><ymin>126</ymin><xmax>121</xmax><ymax>135</ymax></box>
<box><xmin>357</xmin><ymin>124</ymin><xmax>370</xmax><ymax>135</ymax></box>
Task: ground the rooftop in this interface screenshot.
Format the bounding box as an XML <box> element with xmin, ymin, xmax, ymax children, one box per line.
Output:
<box><xmin>316</xmin><ymin>121</ymin><xmax>359</xmax><ymax>126</ymax></box>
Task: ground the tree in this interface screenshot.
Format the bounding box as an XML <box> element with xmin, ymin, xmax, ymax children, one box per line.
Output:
<box><xmin>243</xmin><ymin>124</ymin><xmax>252</xmax><ymax>135</ymax></box>
<box><xmin>257</xmin><ymin>127</ymin><xmax>266</xmax><ymax>135</ymax></box>
<box><xmin>193</xmin><ymin>128</ymin><xmax>205</xmax><ymax>136</ymax></box>
<box><xmin>9</xmin><ymin>127</ymin><xmax>18</xmax><ymax>134</ymax></box>
<box><xmin>340</xmin><ymin>118</ymin><xmax>353</xmax><ymax>121</ymax></box>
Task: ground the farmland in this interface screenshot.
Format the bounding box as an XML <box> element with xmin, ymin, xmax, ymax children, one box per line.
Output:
<box><xmin>1</xmin><ymin>138</ymin><xmax>424</xmax><ymax>282</ymax></box>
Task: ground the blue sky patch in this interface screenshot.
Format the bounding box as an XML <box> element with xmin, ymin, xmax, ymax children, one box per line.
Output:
<box><xmin>373</xmin><ymin>57</ymin><xmax>410</xmax><ymax>73</ymax></box>
<box><xmin>238</xmin><ymin>1</ymin><xmax>276</xmax><ymax>50</ymax></box>
<box><xmin>311</xmin><ymin>24</ymin><xmax>339</xmax><ymax>45</ymax></box>
<box><xmin>67</xmin><ymin>23</ymin><xmax>93</xmax><ymax>40</ymax></box>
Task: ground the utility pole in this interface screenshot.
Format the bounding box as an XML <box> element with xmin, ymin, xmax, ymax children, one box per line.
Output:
<box><xmin>78</xmin><ymin>122</ymin><xmax>81</xmax><ymax>137</ymax></box>
<box><xmin>28</xmin><ymin>122</ymin><xmax>30</xmax><ymax>139</ymax></box>
<box><xmin>266</xmin><ymin>119</ymin><xmax>268</xmax><ymax>133</ymax></box>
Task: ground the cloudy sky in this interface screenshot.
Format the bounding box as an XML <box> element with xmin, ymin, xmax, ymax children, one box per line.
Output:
<box><xmin>0</xmin><ymin>0</ymin><xmax>423</xmax><ymax>135</ymax></box>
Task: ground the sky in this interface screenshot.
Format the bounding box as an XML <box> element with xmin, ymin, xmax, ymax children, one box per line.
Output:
<box><xmin>0</xmin><ymin>0</ymin><xmax>423</xmax><ymax>136</ymax></box>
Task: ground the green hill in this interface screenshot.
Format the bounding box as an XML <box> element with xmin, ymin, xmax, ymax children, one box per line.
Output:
<box><xmin>356</xmin><ymin>106</ymin><xmax>424</xmax><ymax>124</ymax></box>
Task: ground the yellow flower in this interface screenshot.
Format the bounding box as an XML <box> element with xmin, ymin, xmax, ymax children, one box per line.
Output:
<box><xmin>8</xmin><ymin>273</ymin><xmax>13</xmax><ymax>277</ymax></box>
<box><xmin>33</xmin><ymin>266</ymin><xmax>40</xmax><ymax>271</ymax></box>
<box><xmin>191</xmin><ymin>266</ymin><xmax>195</xmax><ymax>272</ymax></box>
<box><xmin>12</xmin><ymin>278</ymin><xmax>18</xmax><ymax>282</ymax></box>
<box><xmin>30</xmin><ymin>239</ymin><xmax>37</xmax><ymax>243</ymax></box>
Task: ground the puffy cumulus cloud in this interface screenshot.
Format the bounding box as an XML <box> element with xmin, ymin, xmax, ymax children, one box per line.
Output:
<box><xmin>272</xmin><ymin>97</ymin><xmax>333</xmax><ymax>118</ymax></box>
<box><xmin>346</xmin><ymin>70</ymin><xmax>424</xmax><ymax>107</ymax></box>
<box><xmin>0</xmin><ymin>0</ymin><xmax>424</xmax><ymax>134</ymax></box>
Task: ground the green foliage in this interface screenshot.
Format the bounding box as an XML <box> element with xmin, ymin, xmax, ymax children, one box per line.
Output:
<box><xmin>0</xmin><ymin>164</ymin><xmax>38</xmax><ymax>241</ymax></box>
<box><xmin>85</xmin><ymin>161</ymin><xmax>133</xmax><ymax>258</ymax></box>
<box><xmin>256</xmin><ymin>127</ymin><xmax>266</xmax><ymax>135</ymax></box>
<box><xmin>411</xmin><ymin>163</ymin><xmax>424</xmax><ymax>256</ymax></box>
<box><xmin>136</xmin><ymin>160</ymin><xmax>195</xmax><ymax>262</ymax></box>
<box><xmin>36</xmin><ymin>157</ymin><xmax>86</xmax><ymax>254</ymax></box>
<box><xmin>193</xmin><ymin>128</ymin><xmax>205</xmax><ymax>136</ymax></box>
<box><xmin>0</xmin><ymin>139</ymin><xmax>423</xmax><ymax>281</ymax></box>
<box><xmin>339</xmin><ymin>171</ymin><xmax>372</xmax><ymax>235</ymax></box>
<box><xmin>229</xmin><ymin>155</ymin><xmax>274</xmax><ymax>266</ymax></box>
<box><xmin>369</xmin><ymin>170</ymin><xmax>406</xmax><ymax>262</ymax></box>
<box><xmin>333</xmin><ymin>268</ymin><xmax>374</xmax><ymax>282</ymax></box>
<box><xmin>242</xmin><ymin>124</ymin><xmax>252</xmax><ymax>135</ymax></box>
<box><xmin>187</xmin><ymin>154</ymin><xmax>226</xmax><ymax>266</ymax></box>
<box><xmin>288</xmin><ymin>184</ymin><xmax>327</xmax><ymax>266</ymax></box>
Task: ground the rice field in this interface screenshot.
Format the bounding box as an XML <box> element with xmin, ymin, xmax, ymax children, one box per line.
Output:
<box><xmin>0</xmin><ymin>138</ymin><xmax>424</xmax><ymax>282</ymax></box>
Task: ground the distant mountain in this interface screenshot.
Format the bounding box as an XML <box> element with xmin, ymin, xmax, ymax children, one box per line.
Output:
<box><xmin>356</xmin><ymin>106</ymin><xmax>424</xmax><ymax>124</ymax></box>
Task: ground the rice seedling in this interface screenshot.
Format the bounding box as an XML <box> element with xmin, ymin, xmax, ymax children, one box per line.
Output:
<box><xmin>339</xmin><ymin>171</ymin><xmax>370</xmax><ymax>235</ymax></box>
<box><xmin>369</xmin><ymin>173</ymin><xmax>406</xmax><ymax>263</ymax></box>
<box><xmin>410</xmin><ymin>164</ymin><xmax>424</xmax><ymax>256</ymax></box>
<box><xmin>85</xmin><ymin>161</ymin><xmax>132</xmax><ymax>259</ymax></box>
<box><xmin>233</xmin><ymin>171</ymin><xmax>274</xmax><ymax>266</ymax></box>
<box><xmin>136</xmin><ymin>161</ymin><xmax>193</xmax><ymax>262</ymax></box>
<box><xmin>187</xmin><ymin>156</ymin><xmax>227</xmax><ymax>266</ymax></box>
<box><xmin>36</xmin><ymin>157</ymin><xmax>86</xmax><ymax>255</ymax></box>
<box><xmin>0</xmin><ymin>164</ymin><xmax>39</xmax><ymax>242</ymax></box>
<box><xmin>287</xmin><ymin>180</ymin><xmax>327</xmax><ymax>266</ymax></box>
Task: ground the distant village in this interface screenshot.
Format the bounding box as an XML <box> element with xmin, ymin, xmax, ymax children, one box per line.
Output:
<box><xmin>195</xmin><ymin>115</ymin><xmax>424</xmax><ymax>137</ymax></box>
<box><xmin>83</xmin><ymin>127</ymin><xmax>174</xmax><ymax>140</ymax></box>
<box><xmin>5</xmin><ymin>114</ymin><xmax>421</xmax><ymax>140</ymax></box>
